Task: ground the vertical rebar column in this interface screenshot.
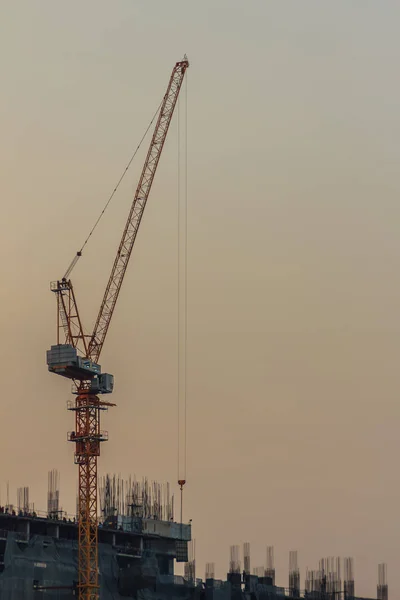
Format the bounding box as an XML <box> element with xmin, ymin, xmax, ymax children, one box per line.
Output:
<box><xmin>205</xmin><ymin>563</ymin><xmax>215</xmax><ymax>580</ymax></box>
<box><xmin>344</xmin><ymin>557</ymin><xmax>355</xmax><ymax>599</ymax></box>
<box><xmin>243</xmin><ymin>543</ymin><xmax>251</xmax><ymax>575</ymax></box>
<box><xmin>184</xmin><ymin>540</ymin><xmax>196</xmax><ymax>582</ymax></box>
<box><xmin>335</xmin><ymin>557</ymin><xmax>342</xmax><ymax>600</ymax></box>
<box><xmin>266</xmin><ymin>546</ymin><xmax>275</xmax><ymax>585</ymax></box>
<box><xmin>47</xmin><ymin>469</ymin><xmax>60</xmax><ymax>518</ymax></box>
<box><xmin>289</xmin><ymin>551</ymin><xmax>300</xmax><ymax>597</ymax></box>
<box><xmin>229</xmin><ymin>545</ymin><xmax>241</xmax><ymax>574</ymax></box>
<box><xmin>377</xmin><ymin>563</ymin><xmax>388</xmax><ymax>600</ymax></box>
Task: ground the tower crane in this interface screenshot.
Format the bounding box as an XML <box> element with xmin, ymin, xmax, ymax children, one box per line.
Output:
<box><xmin>46</xmin><ymin>57</ymin><xmax>189</xmax><ymax>600</ymax></box>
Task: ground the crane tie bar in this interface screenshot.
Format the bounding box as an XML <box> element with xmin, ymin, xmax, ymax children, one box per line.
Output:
<box><xmin>63</xmin><ymin>99</ymin><xmax>164</xmax><ymax>280</ymax></box>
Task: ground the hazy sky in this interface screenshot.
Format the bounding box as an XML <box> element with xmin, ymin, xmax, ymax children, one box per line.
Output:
<box><xmin>1</xmin><ymin>1</ymin><xmax>400</xmax><ymax>597</ymax></box>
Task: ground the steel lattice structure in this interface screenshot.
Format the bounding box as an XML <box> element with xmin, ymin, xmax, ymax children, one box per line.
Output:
<box><xmin>48</xmin><ymin>58</ymin><xmax>189</xmax><ymax>600</ymax></box>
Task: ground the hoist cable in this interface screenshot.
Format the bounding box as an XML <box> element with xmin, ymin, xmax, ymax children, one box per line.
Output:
<box><xmin>177</xmin><ymin>73</ymin><xmax>188</xmax><ymax>488</ymax></box>
<box><xmin>177</xmin><ymin>93</ymin><xmax>181</xmax><ymax>483</ymax></box>
<box><xmin>184</xmin><ymin>73</ymin><xmax>188</xmax><ymax>479</ymax></box>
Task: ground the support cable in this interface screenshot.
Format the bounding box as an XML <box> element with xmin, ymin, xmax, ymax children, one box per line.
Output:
<box><xmin>63</xmin><ymin>99</ymin><xmax>163</xmax><ymax>280</ymax></box>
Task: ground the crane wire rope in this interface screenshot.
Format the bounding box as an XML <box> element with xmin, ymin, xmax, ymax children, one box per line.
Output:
<box><xmin>177</xmin><ymin>73</ymin><xmax>188</xmax><ymax>525</ymax></box>
<box><xmin>184</xmin><ymin>72</ymin><xmax>188</xmax><ymax>483</ymax></box>
<box><xmin>63</xmin><ymin>99</ymin><xmax>164</xmax><ymax>280</ymax></box>
<box><xmin>177</xmin><ymin>93</ymin><xmax>180</xmax><ymax>489</ymax></box>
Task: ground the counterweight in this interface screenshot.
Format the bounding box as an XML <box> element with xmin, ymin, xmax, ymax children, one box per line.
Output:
<box><xmin>47</xmin><ymin>58</ymin><xmax>189</xmax><ymax>600</ymax></box>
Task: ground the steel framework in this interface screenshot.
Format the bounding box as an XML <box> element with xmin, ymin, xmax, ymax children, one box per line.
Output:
<box><xmin>49</xmin><ymin>58</ymin><xmax>189</xmax><ymax>600</ymax></box>
<box><xmin>70</xmin><ymin>391</ymin><xmax>113</xmax><ymax>599</ymax></box>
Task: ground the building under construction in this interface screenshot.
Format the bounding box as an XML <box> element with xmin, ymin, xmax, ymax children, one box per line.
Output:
<box><xmin>0</xmin><ymin>476</ymin><xmax>388</xmax><ymax>599</ymax></box>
